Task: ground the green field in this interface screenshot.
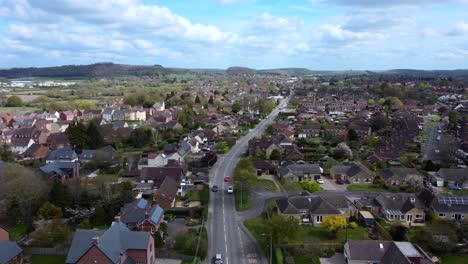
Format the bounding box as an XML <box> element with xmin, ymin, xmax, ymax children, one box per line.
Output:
<box><xmin>30</xmin><ymin>255</ymin><xmax>66</xmax><ymax>264</ymax></box>
<box><xmin>0</xmin><ymin>106</ymin><xmax>39</xmax><ymax>113</ymax></box>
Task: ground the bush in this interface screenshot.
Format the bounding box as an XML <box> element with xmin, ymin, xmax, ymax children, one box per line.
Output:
<box><xmin>349</xmin><ymin>222</ymin><xmax>358</xmax><ymax>229</ymax></box>
<box><xmin>299</xmin><ymin>181</ymin><xmax>321</xmax><ymax>192</ymax></box>
<box><xmin>349</xmin><ymin>216</ymin><xmax>358</xmax><ymax>223</ymax></box>
<box><xmin>389</xmin><ymin>224</ymin><xmax>408</xmax><ymax>241</ymax></box>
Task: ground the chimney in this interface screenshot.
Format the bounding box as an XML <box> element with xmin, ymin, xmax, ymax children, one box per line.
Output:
<box><xmin>145</xmin><ymin>210</ymin><xmax>149</xmax><ymax>219</ymax></box>
<box><xmin>92</xmin><ymin>236</ymin><xmax>100</xmax><ymax>244</ymax></box>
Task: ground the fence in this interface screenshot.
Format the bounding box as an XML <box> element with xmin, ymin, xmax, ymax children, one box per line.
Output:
<box><xmin>24</xmin><ymin>247</ymin><xmax>69</xmax><ymax>255</ymax></box>
<box><xmin>374</xmin><ymin>221</ymin><xmax>392</xmax><ymax>240</ymax></box>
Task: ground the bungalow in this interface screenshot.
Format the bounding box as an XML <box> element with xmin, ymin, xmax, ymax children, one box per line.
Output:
<box><xmin>378</xmin><ymin>167</ymin><xmax>425</xmax><ymax>188</ymax></box>
<box><xmin>21</xmin><ymin>143</ymin><xmax>50</xmax><ymax>160</ymax></box>
<box><xmin>40</xmin><ymin>161</ymin><xmax>80</xmax><ymax>178</ymax></box>
<box><xmin>356</xmin><ymin>193</ymin><xmax>426</xmax><ymax>223</ymax></box>
<box><xmin>65</xmin><ymin>222</ymin><xmax>155</xmax><ymax>264</ymax></box>
<box><xmin>116</xmin><ymin>198</ymin><xmax>164</xmax><ymax>234</ymax></box>
<box><xmin>344</xmin><ymin>240</ymin><xmax>433</xmax><ymax>264</ymax></box>
<box><xmin>431</xmin><ymin>168</ymin><xmax>468</xmax><ymax>189</ymax></box>
<box><xmin>276</xmin><ymin>195</ymin><xmax>357</xmax><ymax>225</ymax></box>
<box><xmin>278</xmin><ymin>162</ymin><xmax>323</xmax><ymax>182</ymax></box>
<box><xmin>418</xmin><ymin>190</ymin><xmax>467</xmax><ymax>222</ymax></box>
<box><xmin>330</xmin><ymin>162</ymin><xmax>374</xmax><ymax>184</ymax></box>
<box><xmin>253</xmin><ymin>160</ymin><xmax>277</xmax><ymax>176</ymax></box>
<box><xmin>46</xmin><ymin>147</ymin><xmax>78</xmax><ymax>164</ymax></box>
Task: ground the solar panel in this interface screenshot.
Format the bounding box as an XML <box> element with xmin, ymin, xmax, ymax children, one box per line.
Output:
<box><xmin>438</xmin><ymin>196</ymin><xmax>468</xmax><ymax>205</ymax></box>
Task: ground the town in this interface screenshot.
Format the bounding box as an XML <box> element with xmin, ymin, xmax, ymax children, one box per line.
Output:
<box><xmin>0</xmin><ymin>66</ymin><xmax>467</xmax><ymax>264</ymax></box>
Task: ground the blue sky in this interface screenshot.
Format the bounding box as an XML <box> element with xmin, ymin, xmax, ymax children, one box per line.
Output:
<box><xmin>1</xmin><ymin>0</ymin><xmax>468</xmax><ymax>70</ymax></box>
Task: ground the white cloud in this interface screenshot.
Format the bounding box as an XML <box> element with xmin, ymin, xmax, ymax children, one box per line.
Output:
<box><xmin>421</xmin><ymin>27</ymin><xmax>439</xmax><ymax>38</ymax></box>
<box><xmin>218</xmin><ymin>0</ymin><xmax>236</xmax><ymax>4</ymax></box>
<box><xmin>317</xmin><ymin>24</ymin><xmax>387</xmax><ymax>43</ymax></box>
<box><xmin>448</xmin><ymin>21</ymin><xmax>468</xmax><ymax>36</ymax></box>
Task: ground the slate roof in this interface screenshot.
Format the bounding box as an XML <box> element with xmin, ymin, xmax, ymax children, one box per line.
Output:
<box><xmin>140</xmin><ymin>167</ymin><xmax>184</xmax><ymax>186</ymax></box>
<box><xmin>80</xmin><ymin>150</ymin><xmax>96</xmax><ymax>160</ymax></box>
<box><xmin>40</xmin><ymin>161</ymin><xmax>76</xmax><ymax>177</ymax></box>
<box><xmin>331</xmin><ymin>162</ymin><xmax>372</xmax><ymax>178</ymax></box>
<box><xmin>154</xmin><ymin>176</ymin><xmax>180</xmax><ymax>209</ymax></box>
<box><xmin>279</xmin><ymin>163</ymin><xmax>323</xmax><ymax>177</ymax></box>
<box><xmin>276</xmin><ymin>196</ymin><xmax>342</xmax><ymax>215</ymax></box>
<box><xmin>374</xmin><ymin>193</ymin><xmax>425</xmax><ymax>214</ymax></box>
<box><xmin>46</xmin><ymin>147</ymin><xmax>77</xmax><ymax>161</ymax></box>
<box><xmin>120</xmin><ymin>198</ymin><xmax>164</xmax><ymax>226</ymax></box>
<box><xmin>66</xmin><ymin>222</ymin><xmax>150</xmax><ymax>264</ymax></box>
<box><xmin>436</xmin><ymin>168</ymin><xmax>468</xmax><ymax>182</ymax></box>
<box><xmin>0</xmin><ymin>241</ymin><xmax>23</xmax><ymax>263</ymax></box>
<box><xmin>346</xmin><ymin>240</ymin><xmax>392</xmax><ymax>262</ymax></box>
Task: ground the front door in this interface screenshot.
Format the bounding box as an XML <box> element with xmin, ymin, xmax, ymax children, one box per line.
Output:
<box><xmin>454</xmin><ymin>214</ymin><xmax>462</xmax><ymax>221</ymax></box>
<box><xmin>407</xmin><ymin>214</ymin><xmax>413</xmax><ymax>222</ymax></box>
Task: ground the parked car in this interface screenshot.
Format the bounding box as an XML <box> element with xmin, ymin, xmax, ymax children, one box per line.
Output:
<box><xmin>211</xmin><ymin>185</ymin><xmax>219</xmax><ymax>192</ymax></box>
<box><xmin>183</xmin><ymin>200</ymin><xmax>190</xmax><ymax>207</ymax></box>
<box><xmin>449</xmin><ymin>184</ymin><xmax>462</xmax><ymax>191</ymax></box>
<box><xmin>224</xmin><ymin>176</ymin><xmax>231</xmax><ymax>182</ymax></box>
<box><xmin>436</xmin><ymin>135</ymin><xmax>441</xmax><ymax>141</ymax></box>
<box><xmin>336</xmin><ymin>179</ymin><xmax>344</xmax><ymax>185</ymax></box>
<box><xmin>227</xmin><ymin>186</ymin><xmax>234</xmax><ymax>194</ymax></box>
<box><xmin>316</xmin><ymin>178</ymin><xmax>324</xmax><ymax>184</ymax></box>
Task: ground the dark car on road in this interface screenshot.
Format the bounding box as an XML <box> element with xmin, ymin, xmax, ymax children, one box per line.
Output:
<box><xmin>211</xmin><ymin>185</ymin><xmax>219</xmax><ymax>192</ymax></box>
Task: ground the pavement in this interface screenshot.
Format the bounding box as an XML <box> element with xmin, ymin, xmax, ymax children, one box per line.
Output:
<box><xmin>206</xmin><ymin>93</ymin><xmax>292</xmax><ymax>264</ymax></box>
<box><xmin>319</xmin><ymin>253</ymin><xmax>346</xmax><ymax>264</ymax></box>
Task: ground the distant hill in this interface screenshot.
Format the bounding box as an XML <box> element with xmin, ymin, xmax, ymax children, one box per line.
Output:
<box><xmin>0</xmin><ymin>63</ymin><xmax>467</xmax><ymax>79</ymax></box>
<box><xmin>0</xmin><ymin>63</ymin><xmax>186</xmax><ymax>79</ymax></box>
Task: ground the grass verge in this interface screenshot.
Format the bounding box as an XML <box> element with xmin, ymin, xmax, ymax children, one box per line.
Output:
<box><xmin>347</xmin><ymin>184</ymin><xmax>385</xmax><ymax>191</ymax></box>
<box><xmin>235</xmin><ymin>188</ymin><xmax>252</xmax><ymax>211</ymax></box>
<box><xmin>258</xmin><ymin>179</ymin><xmax>278</xmax><ymax>191</ymax></box>
<box><xmin>30</xmin><ymin>255</ymin><xmax>66</xmax><ymax>264</ymax></box>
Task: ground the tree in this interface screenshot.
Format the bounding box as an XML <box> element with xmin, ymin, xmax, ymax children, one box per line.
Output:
<box><xmin>208</xmin><ymin>95</ymin><xmax>214</xmax><ymax>105</ymax></box>
<box><xmin>389</xmin><ymin>224</ymin><xmax>408</xmax><ymax>241</ymax></box>
<box><xmin>264</xmin><ymin>215</ymin><xmax>300</xmax><ymax>244</ymax></box>
<box><xmin>195</xmin><ymin>95</ymin><xmax>201</xmax><ymax>104</ymax></box>
<box><xmin>347</xmin><ymin>129</ymin><xmax>358</xmax><ymax>141</ymax></box>
<box><xmin>334</xmin><ymin>142</ymin><xmax>353</xmax><ymax>159</ymax></box>
<box><xmin>72</xmin><ymin>100</ymin><xmax>96</xmax><ymax>110</ymax></box>
<box><xmin>448</xmin><ymin>110</ymin><xmax>458</xmax><ymax>126</ymax></box>
<box><xmin>37</xmin><ymin>202</ymin><xmax>63</xmax><ymax>220</ymax></box>
<box><xmin>5</xmin><ymin>95</ymin><xmax>23</xmax><ymax>107</ymax></box>
<box><xmin>0</xmin><ymin>164</ymin><xmax>49</xmax><ymax>223</ymax></box>
<box><xmin>67</xmin><ymin>121</ymin><xmax>88</xmax><ymax>150</ymax></box>
<box><xmin>440</xmin><ymin>135</ymin><xmax>458</xmax><ymax>166</ymax></box>
<box><xmin>322</xmin><ymin>216</ymin><xmax>347</xmax><ymax>237</ymax></box>
<box><xmin>86</xmin><ymin>122</ymin><xmax>104</xmax><ymax>149</ymax></box>
<box><xmin>265</xmin><ymin>124</ymin><xmax>274</xmax><ymax>135</ymax></box>
<box><xmin>260</xmin><ymin>99</ymin><xmax>275</xmax><ymax>114</ymax></box>
<box><xmin>0</xmin><ymin>144</ymin><xmax>15</xmax><ymax>162</ymax></box>
<box><xmin>30</xmin><ymin>219</ymin><xmax>72</xmax><ymax>247</ymax></box>
<box><xmin>367</xmin><ymin>99</ymin><xmax>375</xmax><ymax>105</ymax></box>
<box><xmin>127</xmin><ymin>125</ymin><xmax>156</xmax><ymax>148</ymax></box>
<box><xmin>232</xmin><ymin>102</ymin><xmax>241</xmax><ymax>114</ymax></box>
<box><xmin>299</xmin><ymin>181</ymin><xmax>321</xmax><ymax>192</ymax></box>
<box><xmin>370</xmin><ymin>113</ymin><xmax>388</xmax><ymax>131</ymax></box>
<box><xmin>233</xmin><ymin>158</ymin><xmax>257</xmax><ymax>192</ymax></box>
<box><xmin>269</xmin><ymin>149</ymin><xmax>282</xmax><ymax>161</ymax></box>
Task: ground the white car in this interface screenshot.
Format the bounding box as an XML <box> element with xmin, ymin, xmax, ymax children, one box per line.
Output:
<box><xmin>435</xmin><ymin>149</ymin><xmax>440</xmax><ymax>154</ymax></box>
<box><xmin>316</xmin><ymin>178</ymin><xmax>325</xmax><ymax>184</ymax></box>
<box><xmin>227</xmin><ymin>186</ymin><xmax>234</xmax><ymax>194</ymax></box>
<box><xmin>214</xmin><ymin>254</ymin><xmax>223</xmax><ymax>264</ymax></box>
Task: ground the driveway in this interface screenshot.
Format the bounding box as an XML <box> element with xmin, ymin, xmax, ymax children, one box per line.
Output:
<box><xmin>320</xmin><ymin>176</ymin><xmax>347</xmax><ymax>191</ymax></box>
<box><xmin>165</xmin><ymin>218</ymin><xmax>191</xmax><ymax>249</ymax></box>
<box><xmin>320</xmin><ymin>253</ymin><xmax>346</xmax><ymax>264</ymax></box>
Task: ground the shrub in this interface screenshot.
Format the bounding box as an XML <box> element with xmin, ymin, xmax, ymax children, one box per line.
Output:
<box><xmin>299</xmin><ymin>181</ymin><xmax>321</xmax><ymax>192</ymax></box>
<box><xmin>349</xmin><ymin>216</ymin><xmax>358</xmax><ymax>223</ymax></box>
<box><xmin>349</xmin><ymin>222</ymin><xmax>358</xmax><ymax>229</ymax></box>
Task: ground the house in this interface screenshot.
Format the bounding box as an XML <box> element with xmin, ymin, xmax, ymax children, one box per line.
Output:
<box><xmin>278</xmin><ymin>162</ymin><xmax>322</xmax><ymax>181</ymax></box>
<box><xmin>139</xmin><ymin>167</ymin><xmax>184</xmax><ymax>185</ymax></box>
<box><xmin>0</xmin><ymin>226</ymin><xmax>8</xmax><ymax>241</ymax></box>
<box><xmin>253</xmin><ymin>160</ymin><xmax>277</xmax><ymax>176</ymax></box>
<box><xmin>138</xmin><ymin>152</ymin><xmax>183</xmax><ymax>170</ymax></box>
<box><xmin>101</xmin><ymin>108</ymin><xmax>114</xmax><ymax>122</ymax></box>
<box><xmin>82</xmin><ymin>110</ymin><xmax>102</xmax><ymax>121</ymax></box>
<box><xmin>0</xmin><ymin>241</ymin><xmax>23</xmax><ymax>264</ymax></box>
<box><xmin>297</xmin><ymin>125</ymin><xmax>321</xmax><ymax>138</ymax></box>
<box><xmin>65</xmin><ymin>222</ymin><xmax>155</xmax><ymax>264</ymax></box>
<box><xmin>10</xmin><ymin>138</ymin><xmax>34</xmax><ymax>154</ymax></box>
<box><xmin>153</xmin><ymin>101</ymin><xmax>165</xmax><ymax>111</ymax></box>
<box><xmin>116</xmin><ymin>198</ymin><xmax>164</xmax><ymax>234</ymax></box>
<box><xmin>418</xmin><ymin>190</ymin><xmax>467</xmax><ymax>222</ymax></box>
<box><xmin>378</xmin><ymin>167</ymin><xmax>425</xmax><ymax>187</ymax></box>
<box><xmin>47</xmin><ymin>132</ymin><xmax>71</xmax><ymax>149</ymax></box>
<box><xmin>431</xmin><ymin>168</ymin><xmax>468</xmax><ymax>189</ymax></box>
<box><xmin>330</xmin><ymin>162</ymin><xmax>374</xmax><ymax>184</ymax></box>
<box><xmin>112</xmin><ymin>110</ymin><xmax>126</xmax><ymax>121</ymax></box>
<box><xmin>276</xmin><ymin>195</ymin><xmax>357</xmax><ymax>225</ymax></box>
<box><xmin>344</xmin><ymin>240</ymin><xmax>433</xmax><ymax>264</ymax></box>
<box><xmin>80</xmin><ymin>150</ymin><xmax>96</xmax><ymax>163</ymax></box>
<box><xmin>40</xmin><ymin>161</ymin><xmax>80</xmax><ymax>178</ymax></box>
<box><xmin>60</xmin><ymin>111</ymin><xmax>75</xmax><ymax>121</ymax></box>
<box><xmin>46</xmin><ymin>147</ymin><xmax>78</xmax><ymax>164</ymax></box>
<box><xmin>356</xmin><ymin>193</ymin><xmax>426</xmax><ymax>223</ymax></box>
<box><xmin>154</xmin><ymin>176</ymin><xmax>180</xmax><ymax>209</ymax></box>
<box><xmin>21</xmin><ymin>144</ymin><xmax>50</xmax><ymax>160</ymax></box>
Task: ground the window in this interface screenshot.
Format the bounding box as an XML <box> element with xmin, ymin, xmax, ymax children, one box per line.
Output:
<box><xmin>389</xmin><ymin>215</ymin><xmax>394</xmax><ymax>220</ymax></box>
<box><xmin>415</xmin><ymin>215</ymin><xmax>422</xmax><ymax>219</ymax></box>
<box><xmin>365</xmin><ymin>178</ymin><xmax>371</xmax><ymax>183</ymax></box>
<box><xmin>439</xmin><ymin>213</ymin><xmax>446</xmax><ymax>218</ymax></box>
<box><xmin>353</xmin><ymin>178</ymin><xmax>360</xmax><ymax>183</ymax></box>
<box><xmin>400</xmin><ymin>215</ymin><xmax>404</xmax><ymax>220</ymax></box>
<box><xmin>316</xmin><ymin>215</ymin><xmax>323</xmax><ymax>223</ymax></box>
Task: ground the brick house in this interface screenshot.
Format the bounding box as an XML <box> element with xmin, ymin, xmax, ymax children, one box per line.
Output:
<box><xmin>65</xmin><ymin>222</ymin><xmax>155</xmax><ymax>264</ymax></box>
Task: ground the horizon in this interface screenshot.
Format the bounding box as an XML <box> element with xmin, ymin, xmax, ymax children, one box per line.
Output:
<box><xmin>1</xmin><ymin>1</ymin><xmax>468</xmax><ymax>70</ymax></box>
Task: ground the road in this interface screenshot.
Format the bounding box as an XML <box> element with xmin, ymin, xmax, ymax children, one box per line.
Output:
<box><xmin>423</xmin><ymin>122</ymin><xmax>442</xmax><ymax>161</ymax></box>
<box><xmin>207</xmin><ymin>93</ymin><xmax>292</xmax><ymax>264</ymax></box>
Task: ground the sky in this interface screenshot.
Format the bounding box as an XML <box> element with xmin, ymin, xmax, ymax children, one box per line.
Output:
<box><xmin>1</xmin><ymin>0</ymin><xmax>468</xmax><ymax>70</ymax></box>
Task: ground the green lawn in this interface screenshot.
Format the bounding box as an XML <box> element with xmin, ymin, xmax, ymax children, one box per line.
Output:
<box><xmin>30</xmin><ymin>255</ymin><xmax>66</xmax><ymax>264</ymax></box>
<box><xmin>8</xmin><ymin>224</ymin><xmax>31</xmax><ymax>241</ymax></box>
<box><xmin>451</xmin><ymin>189</ymin><xmax>468</xmax><ymax>196</ymax></box>
<box><xmin>235</xmin><ymin>189</ymin><xmax>252</xmax><ymax>211</ymax></box>
<box><xmin>441</xmin><ymin>255</ymin><xmax>468</xmax><ymax>264</ymax></box>
<box><xmin>0</xmin><ymin>106</ymin><xmax>39</xmax><ymax>113</ymax></box>
<box><xmin>293</xmin><ymin>254</ymin><xmax>320</xmax><ymax>264</ymax></box>
<box><xmin>347</xmin><ymin>184</ymin><xmax>386</xmax><ymax>191</ymax></box>
<box><xmin>258</xmin><ymin>179</ymin><xmax>278</xmax><ymax>191</ymax></box>
<box><xmin>295</xmin><ymin>226</ymin><xmax>369</xmax><ymax>243</ymax></box>
<box><xmin>281</xmin><ymin>180</ymin><xmax>303</xmax><ymax>191</ymax></box>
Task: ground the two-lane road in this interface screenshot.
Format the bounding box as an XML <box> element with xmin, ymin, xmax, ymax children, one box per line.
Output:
<box><xmin>207</xmin><ymin>93</ymin><xmax>292</xmax><ymax>264</ymax></box>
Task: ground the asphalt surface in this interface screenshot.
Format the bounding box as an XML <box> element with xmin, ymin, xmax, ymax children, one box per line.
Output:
<box><xmin>423</xmin><ymin>122</ymin><xmax>443</xmax><ymax>161</ymax></box>
<box><xmin>207</xmin><ymin>94</ymin><xmax>292</xmax><ymax>264</ymax></box>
